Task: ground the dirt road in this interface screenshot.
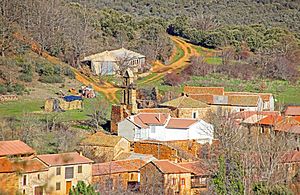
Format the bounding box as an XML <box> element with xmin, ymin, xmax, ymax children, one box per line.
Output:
<box><xmin>139</xmin><ymin>36</ymin><xmax>199</xmax><ymax>85</ymax></box>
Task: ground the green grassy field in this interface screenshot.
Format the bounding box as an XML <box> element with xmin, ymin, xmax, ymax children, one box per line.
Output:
<box><xmin>0</xmin><ymin>92</ymin><xmax>112</xmax><ymax>122</ymax></box>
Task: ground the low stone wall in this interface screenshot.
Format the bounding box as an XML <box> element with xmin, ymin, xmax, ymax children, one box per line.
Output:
<box><xmin>0</xmin><ymin>95</ymin><xmax>18</xmax><ymax>102</ymax></box>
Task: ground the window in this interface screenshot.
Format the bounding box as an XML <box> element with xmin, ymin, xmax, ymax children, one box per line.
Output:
<box><xmin>78</xmin><ymin>165</ymin><xmax>82</xmax><ymax>173</ymax></box>
<box><xmin>192</xmin><ymin>111</ymin><xmax>197</xmax><ymax>119</ymax></box>
<box><xmin>22</xmin><ymin>190</ymin><xmax>25</xmax><ymax>195</ymax></box>
<box><xmin>56</xmin><ymin>167</ymin><xmax>61</xmax><ymax>175</ymax></box>
<box><xmin>65</xmin><ymin>167</ymin><xmax>74</xmax><ymax>179</ymax></box>
<box><xmin>37</xmin><ymin>174</ymin><xmax>40</xmax><ymax>180</ymax></box>
<box><xmin>23</xmin><ymin>175</ymin><xmax>27</xmax><ymax>186</ymax></box>
<box><xmin>172</xmin><ymin>178</ymin><xmax>176</xmax><ymax>185</ymax></box>
<box><xmin>56</xmin><ymin>182</ymin><xmax>61</xmax><ymax>191</ymax></box>
<box><xmin>150</xmin><ymin>126</ymin><xmax>155</xmax><ymax>133</ymax></box>
<box><xmin>181</xmin><ymin>178</ymin><xmax>185</xmax><ymax>185</ymax></box>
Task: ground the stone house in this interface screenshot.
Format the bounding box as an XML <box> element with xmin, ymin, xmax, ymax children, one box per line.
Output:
<box><xmin>140</xmin><ymin>160</ymin><xmax>192</xmax><ymax>195</ymax></box>
<box><xmin>82</xmin><ymin>48</ymin><xmax>146</xmax><ymax>75</ymax></box>
<box><xmin>159</xmin><ymin>95</ymin><xmax>209</xmax><ymax>119</ymax></box>
<box><xmin>118</xmin><ymin>113</ymin><xmax>214</xmax><ymax>144</ymax></box>
<box><xmin>179</xmin><ymin>161</ymin><xmax>211</xmax><ymax>194</ymax></box>
<box><xmin>183</xmin><ymin>86</ymin><xmax>274</xmax><ymax>112</ymax></box>
<box><xmin>79</xmin><ymin>132</ymin><xmax>130</xmax><ymax>162</ymax></box>
<box><xmin>0</xmin><ymin>140</ymin><xmax>35</xmax><ymax>158</ymax></box>
<box><xmin>0</xmin><ymin>157</ymin><xmax>48</xmax><ymax>195</ymax></box>
<box><xmin>36</xmin><ymin>152</ymin><xmax>93</xmax><ymax>194</ymax></box>
<box><xmin>92</xmin><ymin>159</ymin><xmax>146</xmax><ymax>193</ymax></box>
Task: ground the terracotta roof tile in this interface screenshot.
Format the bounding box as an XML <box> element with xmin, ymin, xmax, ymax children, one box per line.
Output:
<box><xmin>159</xmin><ymin>96</ymin><xmax>208</xmax><ymax>108</ymax></box>
<box><xmin>132</xmin><ymin>113</ymin><xmax>169</xmax><ymax>128</ymax></box>
<box><xmin>37</xmin><ymin>152</ymin><xmax>93</xmax><ymax>166</ymax></box>
<box><xmin>138</xmin><ymin>108</ymin><xmax>171</xmax><ymax>114</ymax></box>
<box><xmin>232</xmin><ymin>111</ymin><xmax>280</xmax><ymax>120</ymax></box>
<box><xmin>92</xmin><ymin>159</ymin><xmax>146</xmax><ymax>175</ymax></box>
<box><xmin>179</xmin><ymin>161</ymin><xmax>210</xmax><ymax>176</ymax></box>
<box><xmin>225</xmin><ymin>92</ymin><xmax>272</xmax><ymax>101</ymax></box>
<box><xmin>188</xmin><ymin>94</ymin><xmax>214</xmax><ymax>104</ymax></box>
<box><xmin>0</xmin><ymin>140</ymin><xmax>35</xmax><ymax>157</ymax></box>
<box><xmin>257</xmin><ymin>115</ymin><xmax>283</xmax><ymax>125</ymax></box>
<box><xmin>152</xmin><ymin>160</ymin><xmax>191</xmax><ymax>174</ymax></box>
<box><xmin>166</xmin><ymin>118</ymin><xmax>198</xmax><ymax>129</ymax></box>
<box><xmin>285</xmin><ymin>106</ymin><xmax>300</xmax><ymax>116</ymax></box>
<box><xmin>275</xmin><ymin>117</ymin><xmax>300</xmax><ymax>134</ymax></box>
<box><xmin>281</xmin><ymin>151</ymin><xmax>300</xmax><ymax>163</ymax></box>
<box><xmin>80</xmin><ymin>132</ymin><xmax>124</xmax><ymax>147</ymax></box>
<box><xmin>0</xmin><ymin>157</ymin><xmax>47</xmax><ymax>173</ymax></box>
<box><xmin>184</xmin><ymin>86</ymin><xmax>224</xmax><ymax>95</ymax></box>
<box><xmin>227</xmin><ymin>95</ymin><xmax>259</xmax><ymax>106</ymax></box>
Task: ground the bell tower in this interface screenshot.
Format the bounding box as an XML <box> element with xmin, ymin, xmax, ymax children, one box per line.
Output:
<box><xmin>122</xmin><ymin>69</ymin><xmax>137</xmax><ymax>114</ymax></box>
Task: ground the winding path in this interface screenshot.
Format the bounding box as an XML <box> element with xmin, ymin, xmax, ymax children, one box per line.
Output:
<box><xmin>15</xmin><ymin>32</ymin><xmax>197</xmax><ymax>103</ymax></box>
<box><xmin>139</xmin><ymin>36</ymin><xmax>199</xmax><ymax>85</ymax></box>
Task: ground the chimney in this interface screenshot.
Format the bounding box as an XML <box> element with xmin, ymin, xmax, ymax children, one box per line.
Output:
<box><xmin>158</xmin><ymin>113</ymin><xmax>161</xmax><ymax>122</ymax></box>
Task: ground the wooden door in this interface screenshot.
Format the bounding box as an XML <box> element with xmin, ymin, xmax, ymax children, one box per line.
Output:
<box><xmin>66</xmin><ymin>181</ymin><xmax>72</xmax><ymax>194</ymax></box>
<box><xmin>34</xmin><ymin>186</ymin><xmax>43</xmax><ymax>195</ymax></box>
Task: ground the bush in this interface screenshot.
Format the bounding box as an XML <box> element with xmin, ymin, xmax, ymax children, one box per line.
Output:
<box><xmin>163</xmin><ymin>72</ymin><xmax>189</xmax><ymax>86</ymax></box>
<box><xmin>0</xmin><ymin>84</ymin><xmax>7</xmax><ymax>94</ymax></box>
<box><xmin>63</xmin><ymin>66</ymin><xmax>75</xmax><ymax>79</ymax></box>
<box><xmin>39</xmin><ymin>75</ymin><xmax>64</xmax><ymax>83</ymax></box>
<box><xmin>18</xmin><ymin>73</ymin><xmax>33</xmax><ymax>82</ymax></box>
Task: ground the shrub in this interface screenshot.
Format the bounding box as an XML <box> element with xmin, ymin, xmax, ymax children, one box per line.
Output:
<box><xmin>0</xmin><ymin>84</ymin><xmax>7</xmax><ymax>94</ymax></box>
<box><xmin>39</xmin><ymin>75</ymin><xmax>64</xmax><ymax>83</ymax></box>
<box><xmin>18</xmin><ymin>73</ymin><xmax>33</xmax><ymax>82</ymax></box>
<box><xmin>63</xmin><ymin>66</ymin><xmax>75</xmax><ymax>79</ymax></box>
<box><xmin>163</xmin><ymin>72</ymin><xmax>189</xmax><ymax>86</ymax></box>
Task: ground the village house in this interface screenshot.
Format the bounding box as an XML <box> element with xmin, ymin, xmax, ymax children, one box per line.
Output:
<box><xmin>35</xmin><ymin>152</ymin><xmax>93</xmax><ymax>194</ymax></box>
<box><xmin>0</xmin><ymin>140</ymin><xmax>35</xmax><ymax>158</ymax></box>
<box><xmin>183</xmin><ymin>86</ymin><xmax>275</xmax><ymax>112</ymax></box>
<box><xmin>159</xmin><ymin>95</ymin><xmax>209</xmax><ymax>119</ymax></box>
<box><xmin>240</xmin><ymin>111</ymin><xmax>300</xmax><ymax>139</ymax></box>
<box><xmin>0</xmin><ymin>157</ymin><xmax>48</xmax><ymax>195</ymax></box>
<box><xmin>179</xmin><ymin>161</ymin><xmax>211</xmax><ymax>194</ymax></box>
<box><xmin>280</xmin><ymin>150</ymin><xmax>300</xmax><ymax>194</ymax></box>
<box><xmin>140</xmin><ymin>160</ymin><xmax>192</xmax><ymax>195</ymax></box>
<box><xmin>92</xmin><ymin>159</ymin><xmax>146</xmax><ymax>193</ymax></box>
<box><xmin>79</xmin><ymin>132</ymin><xmax>130</xmax><ymax>162</ymax></box>
<box><xmin>82</xmin><ymin>48</ymin><xmax>146</xmax><ymax>75</ymax></box>
<box><xmin>113</xmin><ymin>151</ymin><xmax>156</xmax><ymax>162</ymax></box>
<box><xmin>283</xmin><ymin>105</ymin><xmax>300</xmax><ymax>116</ymax></box>
<box><xmin>118</xmin><ymin>113</ymin><xmax>214</xmax><ymax>144</ymax></box>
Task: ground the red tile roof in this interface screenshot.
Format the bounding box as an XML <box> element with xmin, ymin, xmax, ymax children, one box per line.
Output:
<box><xmin>152</xmin><ymin>160</ymin><xmax>191</xmax><ymax>174</ymax></box>
<box><xmin>0</xmin><ymin>157</ymin><xmax>47</xmax><ymax>173</ymax></box>
<box><xmin>132</xmin><ymin>113</ymin><xmax>169</xmax><ymax>128</ymax></box>
<box><xmin>184</xmin><ymin>86</ymin><xmax>224</xmax><ymax>95</ymax></box>
<box><xmin>188</xmin><ymin>94</ymin><xmax>214</xmax><ymax>104</ymax></box>
<box><xmin>92</xmin><ymin>159</ymin><xmax>146</xmax><ymax>176</ymax></box>
<box><xmin>179</xmin><ymin>161</ymin><xmax>210</xmax><ymax>176</ymax></box>
<box><xmin>138</xmin><ymin>108</ymin><xmax>171</xmax><ymax>114</ymax></box>
<box><xmin>232</xmin><ymin>111</ymin><xmax>280</xmax><ymax>120</ymax></box>
<box><xmin>285</xmin><ymin>106</ymin><xmax>300</xmax><ymax>116</ymax></box>
<box><xmin>281</xmin><ymin>150</ymin><xmax>300</xmax><ymax>163</ymax></box>
<box><xmin>257</xmin><ymin>115</ymin><xmax>283</xmax><ymax>125</ymax></box>
<box><xmin>166</xmin><ymin>118</ymin><xmax>198</xmax><ymax>129</ymax></box>
<box><xmin>274</xmin><ymin>117</ymin><xmax>300</xmax><ymax>134</ymax></box>
<box><xmin>0</xmin><ymin>140</ymin><xmax>35</xmax><ymax>157</ymax></box>
<box><xmin>37</xmin><ymin>152</ymin><xmax>93</xmax><ymax>166</ymax></box>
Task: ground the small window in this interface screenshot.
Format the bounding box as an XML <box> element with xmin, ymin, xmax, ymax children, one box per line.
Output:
<box><xmin>181</xmin><ymin>178</ymin><xmax>185</xmax><ymax>185</ymax></box>
<box><xmin>78</xmin><ymin>165</ymin><xmax>82</xmax><ymax>173</ymax></box>
<box><xmin>192</xmin><ymin>111</ymin><xmax>197</xmax><ymax>119</ymax></box>
<box><xmin>23</xmin><ymin>175</ymin><xmax>27</xmax><ymax>186</ymax></box>
<box><xmin>150</xmin><ymin>126</ymin><xmax>155</xmax><ymax>133</ymax></box>
<box><xmin>37</xmin><ymin>174</ymin><xmax>40</xmax><ymax>180</ymax></box>
<box><xmin>65</xmin><ymin>167</ymin><xmax>74</xmax><ymax>179</ymax></box>
<box><xmin>172</xmin><ymin>178</ymin><xmax>176</xmax><ymax>185</ymax></box>
<box><xmin>56</xmin><ymin>167</ymin><xmax>61</xmax><ymax>175</ymax></box>
<box><xmin>56</xmin><ymin>182</ymin><xmax>61</xmax><ymax>191</ymax></box>
<box><xmin>23</xmin><ymin>189</ymin><xmax>25</xmax><ymax>194</ymax></box>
